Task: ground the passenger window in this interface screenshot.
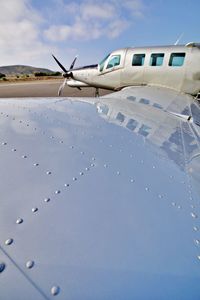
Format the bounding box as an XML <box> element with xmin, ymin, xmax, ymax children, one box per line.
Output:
<box><xmin>139</xmin><ymin>98</ymin><xmax>150</xmax><ymax>105</ymax></box>
<box><xmin>150</xmin><ymin>53</ymin><xmax>164</xmax><ymax>66</ymax></box>
<box><xmin>138</xmin><ymin>124</ymin><xmax>151</xmax><ymax>137</ymax></box>
<box><xmin>132</xmin><ymin>54</ymin><xmax>145</xmax><ymax>66</ymax></box>
<box><xmin>169</xmin><ymin>53</ymin><xmax>185</xmax><ymax>66</ymax></box>
<box><xmin>126</xmin><ymin>119</ymin><xmax>138</xmax><ymax>131</ymax></box>
<box><xmin>116</xmin><ymin>112</ymin><xmax>125</xmax><ymax>123</ymax></box>
<box><xmin>106</xmin><ymin>55</ymin><xmax>121</xmax><ymax>69</ymax></box>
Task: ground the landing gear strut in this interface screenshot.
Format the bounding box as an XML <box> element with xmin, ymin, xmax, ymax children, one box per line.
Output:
<box><xmin>95</xmin><ymin>88</ymin><xmax>99</xmax><ymax>98</ymax></box>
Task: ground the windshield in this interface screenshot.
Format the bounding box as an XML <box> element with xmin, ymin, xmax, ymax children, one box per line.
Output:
<box><xmin>99</xmin><ymin>53</ymin><xmax>110</xmax><ymax>72</ymax></box>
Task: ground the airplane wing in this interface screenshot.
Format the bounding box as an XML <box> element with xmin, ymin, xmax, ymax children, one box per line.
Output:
<box><xmin>0</xmin><ymin>86</ymin><xmax>200</xmax><ymax>299</ymax></box>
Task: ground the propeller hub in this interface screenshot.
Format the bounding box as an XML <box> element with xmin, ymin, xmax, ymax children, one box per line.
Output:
<box><xmin>63</xmin><ymin>72</ymin><xmax>73</xmax><ymax>78</ymax></box>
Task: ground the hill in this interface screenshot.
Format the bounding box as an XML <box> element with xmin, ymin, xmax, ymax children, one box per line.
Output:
<box><xmin>0</xmin><ymin>65</ymin><xmax>54</xmax><ymax>75</ymax></box>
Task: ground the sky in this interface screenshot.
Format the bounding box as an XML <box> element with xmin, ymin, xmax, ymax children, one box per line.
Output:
<box><xmin>0</xmin><ymin>0</ymin><xmax>200</xmax><ymax>70</ymax></box>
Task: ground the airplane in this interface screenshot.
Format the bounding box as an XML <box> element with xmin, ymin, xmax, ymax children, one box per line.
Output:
<box><xmin>0</xmin><ymin>42</ymin><xmax>200</xmax><ymax>299</ymax></box>
<box><xmin>52</xmin><ymin>42</ymin><xmax>200</xmax><ymax>97</ymax></box>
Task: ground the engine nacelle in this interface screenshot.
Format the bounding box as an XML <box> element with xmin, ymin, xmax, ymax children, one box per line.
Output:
<box><xmin>67</xmin><ymin>79</ymin><xmax>90</xmax><ymax>88</ymax></box>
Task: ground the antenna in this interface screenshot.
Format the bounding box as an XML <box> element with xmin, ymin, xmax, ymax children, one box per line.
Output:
<box><xmin>174</xmin><ymin>33</ymin><xmax>184</xmax><ymax>45</ymax></box>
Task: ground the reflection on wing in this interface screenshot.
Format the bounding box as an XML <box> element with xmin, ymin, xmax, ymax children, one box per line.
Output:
<box><xmin>98</xmin><ymin>86</ymin><xmax>200</xmax><ymax>189</ymax></box>
<box><xmin>0</xmin><ymin>87</ymin><xmax>200</xmax><ymax>299</ymax></box>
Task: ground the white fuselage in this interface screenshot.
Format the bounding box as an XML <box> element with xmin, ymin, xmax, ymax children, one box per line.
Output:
<box><xmin>71</xmin><ymin>43</ymin><xmax>200</xmax><ymax>95</ymax></box>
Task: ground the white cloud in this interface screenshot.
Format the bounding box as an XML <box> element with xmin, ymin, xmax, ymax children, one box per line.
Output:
<box><xmin>0</xmin><ymin>0</ymin><xmax>145</xmax><ymax>67</ymax></box>
<box><xmin>0</xmin><ymin>0</ymin><xmax>52</xmax><ymax>67</ymax></box>
<box><xmin>44</xmin><ymin>0</ymin><xmax>145</xmax><ymax>42</ymax></box>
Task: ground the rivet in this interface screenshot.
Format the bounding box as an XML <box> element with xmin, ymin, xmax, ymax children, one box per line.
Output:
<box><xmin>2</xmin><ymin>142</ymin><xmax>7</xmax><ymax>145</ymax></box>
<box><xmin>195</xmin><ymin>239</ymin><xmax>200</xmax><ymax>245</ymax></box>
<box><xmin>85</xmin><ymin>167</ymin><xmax>89</xmax><ymax>171</ymax></box>
<box><xmin>59</xmin><ymin>141</ymin><xmax>63</xmax><ymax>144</ymax></box>
<box><xmin>44</xmin><ymin>198</ymin><xmax>50</xmax><ymax>203</ymax></box>
<box><xmin>92</xmin><ymin>157</ymin><xmax>95</xmax><ymax>161</ymax></box>
<box><xmin>46</xmin><ymin>171</ymin><xmax>51</xmax><ymax>175</ymax></box>
<box><xmin>16</xmin><ymin>218</ymin><xmax>23</xmax><ymax>224</ymax></box>
<box><xmin>90</xmin><ymin>163</ymin><xmax>95</xmax><ymax>167</ymax></box>
<box><xmin>197</xmin><ymin>256</ymin><xmax>200</xmax><ymax>260</ymax></box>
<box><xmin>55</xmin><ymin>190</ymin><xmax>60</xmax><ymax>194</ymax></box>
<box><xmin>64</xmin><ymin>183</ymin><xmax>69</xmax><ymax>187</ymax></box>
<box><xmin>152</xmin><ymin>166</ymin><xmax>156</xmax><ymax>169</ymax></box>
<box><xmin>70</xmin><ymin>146</ymin><xmax>74</xmax><ymax>149</ymax></box>
<box><xmin>117</xmin><ymin>171</ymin><xmax>120</xmax><ymax>175</ymax></box>
<box><xmin>12</xmin><ymin>148</ymin><xmax>17</xmax><ymax>152</ymax></box>
<box><xmin>172</xmin><ymin>202</ymin><xmax>176</xmax><ymax>206</ymax></box>
<box><xmin>5</xmin><ymin>238</ymin><xmax>13</xmax><ymax>246</ymax></box>
<box><xmin>33</xmin><ymin>163</ymin><xmax>39</xmax><ymax>167</ymax></box>
<box><xmin>145</xmin><ymin>187</ymin><xmax>149</xmax><ymax>191</ymax></box>
<box><xmin>177</xmin><ymin>205</ymin><xmax>182</xmax><ymax>209</ymax></box>
<box><xmin>0</xmin><ymin>263</ymin><xmax>6</xmax><ymax>273</ymax></box>
<box><xmin>79</xmin><ymin>172</ymin><xmax>84</xmax><ymax>176</ymax></box>
<box><xmin>51</xmin><ymin>286</ymin><xmax>60</xmax><ymax>296</ymax></box>
<box><xmin>158</xmin><ymin>194</ymin><xmax>163</xmax><ymax>199</ymax></box>
<box><xmin>22</xmin><ymin>155</ymin><xmax>27</xmax><ymax>159</ymax></box>
<box><xmin>191</xmin><ymin>212</ymin><xmax>198</xmax><ymax>218</ymax></box>
<box><xmin>32</xmin><ymin>208</ymin><xmax>38</xmax><ymax>213</ymax></box>
<box><xmin>81</xmin><ymin>151</ymin><xmax>84</xmax><ymax>155</ymax></box>
<box><xmin>193</xmin><ymin>226</ymin><xmax>199</xmax><ymax>231</ymax></box>
<box><xmin>73</xmin><ymin>177</ymin><xmax>77</xmax><ymax>181</ymax></box>
<box><xmin>26</xmin><ymin>260</ymin><xmax>34</xmax><ymax>269</ymax></box>
<box><xmin>191</xmin><ymin>205</ymin><xmax>195</xmax><ymax>209</ymax></box>
<box><xmin>50</xmin><ymin>136</ymin><xmax>54</xmax><ymax>139</ymax></box>
<box><xmin>130</xmin><ymin>179</ymin><xmax>134</xmax><ymax>183</ymax></box>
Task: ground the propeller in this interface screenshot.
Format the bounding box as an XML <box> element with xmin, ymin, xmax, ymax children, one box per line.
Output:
<box><xmin>52</xmin><ymin>54</ymin><xmax>78</xmax><ymax>96</ymax></box>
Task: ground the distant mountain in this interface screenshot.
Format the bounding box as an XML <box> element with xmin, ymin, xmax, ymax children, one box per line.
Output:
<box><xmin>0</xmin><ymin>65</ymin><xmax>54</xmax><ymax>75</ymax></box>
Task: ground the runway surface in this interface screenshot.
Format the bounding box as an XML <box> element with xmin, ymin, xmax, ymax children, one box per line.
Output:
<box><xmin>0</xmin><ymin>79</ymin><xmax>111</xmax><ymax>98</ymax></box>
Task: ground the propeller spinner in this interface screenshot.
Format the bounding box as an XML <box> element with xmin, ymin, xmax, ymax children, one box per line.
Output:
<box><xmin>52</xmin><ymin>54</ymin><xmax>78</xmax><ymax>96</ymax></box>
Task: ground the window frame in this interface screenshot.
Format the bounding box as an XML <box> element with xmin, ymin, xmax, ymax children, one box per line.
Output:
<box><xmin>150</xmin><ymin>53</ymin><xmax>165</xmax><ymax>66</ymax></box>
<box><xmin>132</xmin><ymin>54</ymin><xmax>146</xmax><ymax>66</ymax></box>
<box><xmin>169</xmin><ymin>52</ymin><xmax>186</xmax><ymax>67</ymax></box>
<box><xmin>106</xmin><ymin>55</ymin><xmax>121</xmax><ymax>70</ymax></box>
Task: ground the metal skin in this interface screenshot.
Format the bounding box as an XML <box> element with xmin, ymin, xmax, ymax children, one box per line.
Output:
<box><xmin>65</xmin><ymin>43</ymin><xmax>200</xmax><ymax>95</ymax></box>
<box><xmin>0</xmin><ymin>84</ymin><xmax>200</xmax><ymax>299</ymax></box>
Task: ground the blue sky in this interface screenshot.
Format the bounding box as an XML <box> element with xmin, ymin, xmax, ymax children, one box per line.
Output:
<box><xmin>0</xmin><ymin>0</ymin><xmax>199</xmax><ymax>70</ymax></box>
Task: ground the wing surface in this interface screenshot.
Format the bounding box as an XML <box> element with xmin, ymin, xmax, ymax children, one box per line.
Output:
<box><xmin>0</xmin><ymin>86</ymin><xmax>200</xmax><ymax>299</ymax></box>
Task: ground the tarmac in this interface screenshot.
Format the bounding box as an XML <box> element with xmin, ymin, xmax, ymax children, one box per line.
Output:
<box><xmin>0</xmin><ymin>79</ymin><xmax>111</xmax><ymax>98</ymax></box>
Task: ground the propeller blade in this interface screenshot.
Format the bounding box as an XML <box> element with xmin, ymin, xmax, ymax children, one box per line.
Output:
<box><xmin>58</xmin><ymin>78</ymin><xmax>67</xmax><ymax>96</ymax></box>
<box><xmin>69</xmin><ymin>55</ymin><xmax>78</xmax><ymax>70</ymax></box>
<box><xmin>52</xmin><ymin>54</ymin><xmax>68</xmax><ymax>73</ymax></box>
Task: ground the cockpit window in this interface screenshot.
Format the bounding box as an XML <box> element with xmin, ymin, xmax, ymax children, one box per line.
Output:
<box><xmin>99</xmin><ymin>54</ymin><xmax>110</xmax><ymax>72</ymax></box>
<box><xmin>106</xmin><ymin>55</ymin><xmax>121</xmax><ymax>69</ymax></box>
